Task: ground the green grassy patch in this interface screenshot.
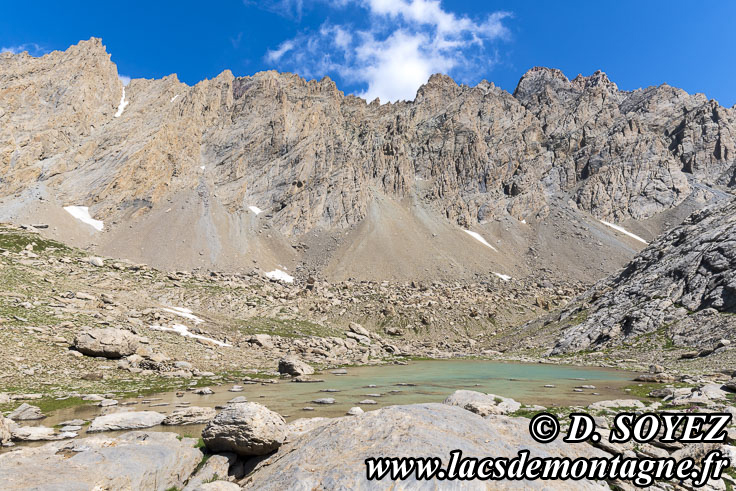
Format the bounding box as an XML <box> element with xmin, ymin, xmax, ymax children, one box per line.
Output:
<box><xmin>0</xmin><ymin>228</ymin><xmax>72</xmax><ymax>254</ymax></box>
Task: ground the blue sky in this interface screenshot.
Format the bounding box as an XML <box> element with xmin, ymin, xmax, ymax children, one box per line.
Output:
<box><xmin>2</xmin><ymin>1</ymin><xmax>735</xmax><ymax>106</ymax></box>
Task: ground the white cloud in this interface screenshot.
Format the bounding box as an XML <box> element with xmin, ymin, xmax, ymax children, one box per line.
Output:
<box><xmin>118</xmin><ymin>75</ymin><xmax>131</xmax><ymax>86</ymax></box>
<box><xmin>266</xmin><ymin>40</ymin><xmax>296</xmax><ymax>63</ymax></box>
<box><xmin>263</xmin><ymin>0</ymin><xmax>511</xmax><ymax>102</ymax></box>
<box><xmin>1</xmin><ymin>43</ymin><xmax>46</xmax><ymax>56</ymax></box>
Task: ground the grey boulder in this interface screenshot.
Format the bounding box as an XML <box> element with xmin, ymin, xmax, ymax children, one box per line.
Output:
<box><xmin>277</xmin><ymin>356</ymin><xmax>314</xmax><ymax>376</ymax></box>
<box><xmin>8</xmin><ymin>402</ymin><xmax>45</xmax><ymax>420</ymax></box>
<box><xmin>73</xmin><ymin>328</ymin><xmax>143</xmax><ymax>358</ymax></box>
<box><xmin>202</xmin><ymin>402</ymin><xmax>286</xmax><ymax>456</ymax></box>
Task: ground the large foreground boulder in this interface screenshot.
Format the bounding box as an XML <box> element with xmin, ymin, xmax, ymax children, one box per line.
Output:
<box><xmin>87</xmin><ymin>411</ymin><xmax>165</xmax><ymax>433</ymax></box>
<box><xmin>202</xmin><ymin>402</ymin><xmax>286</xmax><ymax>456</ymax></box>
<box><xmin>0</xmin><ymin>431</ymin><xmax>202</xmax><ymax>490</ymax></box>
<box><xmin>277</xmin><ymin>356</ymin><xmax>314</xmax><ymax>376</ymax></box>
<box><xmin>242</xmin><ymin>403</ymin><xmax>609</xmax><ymax>490</ymax></box>
<box><xmin>73</xmin><ymin>328</ymin><xmax>143</xmax><ymax>358</ymax></box>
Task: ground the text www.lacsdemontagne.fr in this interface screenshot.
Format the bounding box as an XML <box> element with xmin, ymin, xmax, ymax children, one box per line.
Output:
<box><xmin>365</xmin><ymin>449</ymin><xmax>729</xmax><ymax>487</ymax></box>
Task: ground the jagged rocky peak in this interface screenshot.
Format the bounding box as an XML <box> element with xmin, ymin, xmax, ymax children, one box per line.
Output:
<box><xmin>570</xmin><ymin>70</ymin><xmax>618</xmax><ymax>92</ymax></box>
<box><xmin>512</xmin><ymin>66</ymin><xmax>571</xmax><ymax>98</ymax></box>
<box><xmin>415</xmin><ymin>73</ymin><xmax>460</xmax><ymax>98</ymax></box>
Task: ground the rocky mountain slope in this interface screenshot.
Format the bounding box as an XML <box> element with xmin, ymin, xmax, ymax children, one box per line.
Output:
<box><xmin>1</xmin><ymin>38</ymin><xmax>734</xmax><ymax>281</ymax></box>
<box><xmin>510</xmin><ymin>198</ymin><xmax>735</xmax><ymax>366</ymax></box>
<box><xmin>0</xmin><ymin>224</ymin><xmax>574</xmax><ymax>395</ymax></box>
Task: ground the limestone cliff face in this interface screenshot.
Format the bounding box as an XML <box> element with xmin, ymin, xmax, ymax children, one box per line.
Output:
<box><xmin>1</xmin><ymin>39</ymin><xmax>120</xmax><ymax>188</ymax></box>
<box><xmin>1</xmin><ymin>39</ymin><xmax>734</xmax><ymax>276</ymax></box>
<box><xmin>552</xmin><ymin>198</ymin><xmax>736</xmax><ymax>354</ymax></box>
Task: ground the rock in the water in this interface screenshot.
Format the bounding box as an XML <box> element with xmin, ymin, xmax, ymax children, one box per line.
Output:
<box><xmin>292</xmin><ymin>375</ymin><xmax>324</xmax><ymax>383</ymax></box>
<box><xmin>277</xmin><ymin>356</ymin><xmax>314</xmax><ymax>376</ymax></box>
<box><xmin>11</xmin><ymin>426</ymin><xmax>77</xmax><ymax>442</ymax></box>
<box><xmin>73</xmin><ymin>328</ymin><xmax>142</xmax><ymax>358</ymax></box>
<box><xmin>202</xmin><ymin>402</ymin><xmax>286</xmax><ymax>456</ymax></box>
<box><xmin>346</xmin><ymin>407</ymin><xmax>364</xmax><ymax>416</ymax></box>
<box><xmin>0</xmin><ymin>431</ymin><xmax>201</xmax><ymax>490</ymax></box>
<box><xmin>242</xmin><ymin>403</ymin><xmax>609</xmax><ymax>489</ymax></box>
<box><xmin>193</xmin><ymin>387</ymin><xmax>214</xmax><ymax>395</ymax></box>
<box><xmin>8</xmin><ymin>403</ymin><xmax>45</xmax><ymax>421</ymax></box>
<box><xmin>312</xmin><ymin>398</ymin><xmax>335</xmax><ymax>405</ymax></box>
<box><xmin>162</xmin><ymin>406</ymin><xmax>217</xmax><ymax>426</ymax></box>
<box><xmin>88</xmin><ymin>411</ymin><xmax>165</xmax><ymax>433</ymax></box>
<box><xmin>443</xmin><ymin>390</ymin><xmax>521</xmax><ymax>416</ymax></box>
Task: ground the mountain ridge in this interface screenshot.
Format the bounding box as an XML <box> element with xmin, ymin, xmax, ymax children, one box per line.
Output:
<box><xmin>1</xmin><ymin>38</ymin><xmax>734</xmax><ymax>281</ymax></box>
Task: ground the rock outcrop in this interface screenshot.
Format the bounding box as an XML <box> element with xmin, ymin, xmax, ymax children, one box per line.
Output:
<box><xmin>242</xmin><ymin>403</ymin><xmax>609</xmax><ymax>489</ymax></box>
<box><xmin>0</xmin><ymin>431</ymin><xmax>202</xmax><ymax>490</ymax></box>
<box><xmin>552</xmin><ymin>199</ymin><xmax>736</xmax><ymax>353</ymax></box>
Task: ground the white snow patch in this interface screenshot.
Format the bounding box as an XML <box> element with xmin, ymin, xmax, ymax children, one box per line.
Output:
<box><xmin>63</xmin><ymin>206</ymin><xmax>104</xmax><ymax>231</ymax></box>
<box><xmin>170</xmin><ymin>94</ymin><xmax>180</xmax><ymax>103</ymax></box>
<box><xmin>265</xmin><ymin>269</ymin><xmax>294</xmax><ymax>283</ymax></box>
<box><xmin>150</xmin><ymin>323</ymin><xmax>230</xmax><ymax>347</ymax></box>
<box><xmin>200</xmin><ymin>165</ymin><xmax>206</xmax><ymax>171</ymax></box>
<box><xmin>493</xmin><ymin>272</ymin><xmax>512</xmax><ymax>281</ymax></box>
<box><xmin>463</xmin><ymin>230</ymin><xmax>498</xmax><ymax>252</ymax></box>
<box><xmin>248</xmin><ymin>205</ymin><xmax>263</xmax><ymax>215</ymax></box>
<box><xmin>162</xmin><ymin>306</ymin><xmax>204</xmax><ymax>324</ymax></box>
<box><xmin>599</xmin><ymin>220</ymin><xmax>648</xmax><ymax>245</ymax></box>
<box><xmin>114</xmin><ymin>86</ymin><xmax>129</xmax><ymax>118</ymax></box>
